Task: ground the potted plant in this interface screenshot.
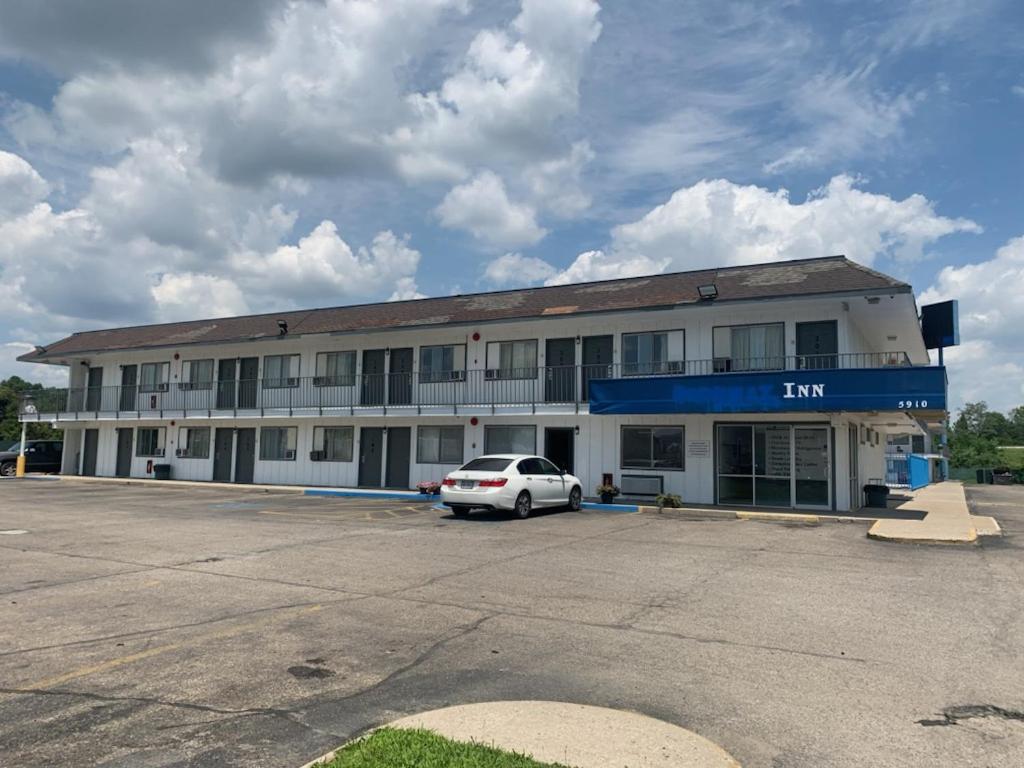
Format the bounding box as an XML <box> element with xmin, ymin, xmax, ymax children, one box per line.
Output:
<box><xmin>417</xmin><ymin>480</ymin><xmax>442</xmax><ymax>495</ymax></box>
<box><xmin>596</xmin><ymin>483</ymin><xmax>620</xmax><ymax>504</ymax></box>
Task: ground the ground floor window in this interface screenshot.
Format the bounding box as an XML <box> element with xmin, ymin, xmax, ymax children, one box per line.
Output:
<box><xmin>621</xmin><ymin>426</ymin><xmax>684</xmax><ymax>470</ymax></box>
<box><xmin>136</xmin><ymin>427</ymin><xmax>166</xmax><ymax>457</ymax></box>
<box><xmin>484</xmin><ymin>425</ymin><xmax>536</xmax><ymax>455</ymax></box>
<box><xmin>312</xmin><ymin>426</ymin><xmax>353</xmax><ymax>461</ymax></box>
<box><xmin>176</xmin><ymin>427</ymin><xmax>210</xmax><ymax>458</ymax></box>
<box><xmin>417</xmin><ymin>425</ymin><xmax>464</xmax><ymax>464</ymax></box>
<box><xmin>717</xmin><ymin>423</ymin><xmax>830</xmax><ymax>508</ymax></box>
<box><xmin>260</xmin><ymin>426</ymin><xmax>297</xmax><ymax>460</ymax></box>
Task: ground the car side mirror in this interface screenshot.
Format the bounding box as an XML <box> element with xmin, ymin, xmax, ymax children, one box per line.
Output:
<box><xmin>559</xmin><ymin>469</ymin><xmax>566</xmax><ymax>475</ymax></box>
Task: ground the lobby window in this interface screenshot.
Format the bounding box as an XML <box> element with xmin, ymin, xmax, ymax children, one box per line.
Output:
<box><xmin>312</xmin><ymin>426</ymin><xmax>353</xmax><ymax>461</ymax></box>
<box><xmin>713</xmin><ymin>323</ymin><xmax>785</xmax><ymax>372</ymax></box>
<box><xmin>260</xmin><ymin>427</ymin><xmax>297</xmax><ymax>460</ymax></box>
<box><xmin>263</xmin><ymin>355</ymin><xmax>300</xmax><ymax>388</ymax></box>
<box><xmin>176</xmin><ymin>427</ymin><xmax>210</xmax><ymax>458</ymax></box>
<box><xmin>485</xmin><ymin>340</ymin><xmax>537</xmax><ymax>380</ymax></box>
<box><xmin>420</xmin><ymin>344</ymin><xmax>466</xmax><ymax>383</ymax></box>
<box><xmin>136</xmin><ymin>427</ymin><xmax>166</xmax><ymax>457</ymax></box>
<box><xmin>139</xmin><ymin>362</ymin><xmax>169</xmax><ymax>392</ymax></box>
<box><xmin>484</xmin><ymin>425</ymin><xmax>536</xmax><ymax>455</ymax></box>
<box><xmin>621</xmin><ymin>426</ymin><xmax>684</xmax><ymax>470</ymax></box>
<box><xmin>314</xmin><ymin>351</ymin><xmax>356</xmax><ymax>387</ymax></box>
<box><xmin>417</xmin><ymin>425</ymin><xmax>464</xmax><ymax>464</ymax></box>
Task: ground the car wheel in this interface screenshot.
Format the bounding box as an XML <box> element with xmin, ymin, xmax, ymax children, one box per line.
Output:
<box><xmin>451</xmin><ymin>505</ymin><xmax>470</xmax><ymax>518</ymax></box>
<box><xmin>568</xmin><ymin>486</ymin><xmax>582</xmax><ymax>511</ymax></box>
<box><xmin>514</xmin><ymin>491</ymin><xmax>531</xmax><ymax>519</ymax></box>
<box><xmin>0</xmin><ymin>462</ymin><xmax>15</xmax><ymax>477</ymax></box>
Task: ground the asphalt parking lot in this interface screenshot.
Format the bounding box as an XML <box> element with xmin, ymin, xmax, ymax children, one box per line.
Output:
<box><xmin>1</xmin><ymin>479</ymin><xmax>1022</xmax><ymax>768</ymax></box>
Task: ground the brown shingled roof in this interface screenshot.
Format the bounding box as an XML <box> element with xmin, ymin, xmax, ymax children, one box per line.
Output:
<box><xmin>19</xmin><ymin>256</ymin><xmax>908</xmax><ymax>362</ymax></box>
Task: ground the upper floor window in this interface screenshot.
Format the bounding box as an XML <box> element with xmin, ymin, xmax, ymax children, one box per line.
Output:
<box><xmin>264</xmin><ymin>354</ymin><xmax>300</xmax><ymax>388</ymax></box>
<box><xmin>139</xmin><ymin>362</ymin><xmax>169</xmax><ymax>392</ymax></box>
<box><xmin>485</xmin><ymin>340</ymin><xmax>537</xmax><ymax>380</ymax></box>
<box><xmin>181</xmin><ymin>359</ymin><xmax>214</xmax><ymax>390</ymax></box>
<box><xmin>622</xmin><ymin>331</ymin><xmax>684</xmax><ymax>376</ymax></box>
<box><xmin>176</xmin><ymin>426</ymin><xmax>210</xmax><ymax>458</ymax></box>
<box><xmin>713</xmin><ymin>323</ymin><xmax>784</xmax><ymax>372</ymax></box>
<box><xmin>420</xmin><ymin>344</ymin><xmax>467</xmax><ymax>383</ymax></box>
<box><xmin>136</xmin><ymin>427</ymin><xmax>166</xmax><ymax>457</ymax></box>
<box><xmin>314</xmin><ymin>351</ymin><xmax>356</xmax><ymax>387</ymax></box>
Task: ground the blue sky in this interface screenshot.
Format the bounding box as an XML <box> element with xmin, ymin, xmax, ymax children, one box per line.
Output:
<box><xmin>0</xmin><ymin>0</ymin><xmax>1022</xmax><ymax>411</ymax></box>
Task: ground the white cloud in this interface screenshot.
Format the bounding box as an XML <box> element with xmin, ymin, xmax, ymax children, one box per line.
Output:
<box><xmin>0</xmin><ymin>150</ymin><xmax>50</xmax><ymax>218</ymax></box>
<box><xmin>548</xmin><ymin>175</ymin><xmax>979</xmax><ymax>284</ymax></box>
<box><xmin>543</xmin><ymin>249</ymin><xmax>666</xmax><ymax>287</ymax></box>
<box><xmin>484</xmin><ymin>253</ymin><xmax>558</xmax><ymax>286</ymax></box>
<box><xmin>524</xmin><ymin>141</ymin><xmax>594</xmax><ymax>218</ymax></box>
<box><xmin>436</xmin><ymin>171</ymin><xmax>547</xmax><ymax>249</ymax></box>
<box><xmin>919</xmin><ymin>236</ymin><xmax>1024</xmax><ymax>411</ymax></box>
<box><xmin>764</xmin><ymin>64</ymin><xmax>922</xmax><ymax>174</ymax></box>
<box><xmin>151</xmin><ymin>273</ymin><xmax>251</xmax><ymax>323</ymax></box>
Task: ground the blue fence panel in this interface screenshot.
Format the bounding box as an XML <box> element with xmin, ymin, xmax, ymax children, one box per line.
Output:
<box><xmin>908</xmin><ymin>454</ymin><xmax>930</xmax><ymax>490</ymax></box>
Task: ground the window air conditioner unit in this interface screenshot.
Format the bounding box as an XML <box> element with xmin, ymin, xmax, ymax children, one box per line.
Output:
<box><xmin>449</xmin><ymin>370</ymin><xmax>466</xmax><ymax>381</ymax></box>
<box><xmin>156</xmin><ymin>382</ymin><xmax>169</xmax><ymax>392</ymax></box>
<box><xmin>154</xmin><ymin>448</ymin><xmax>165</xmax><ymax>457</ymax></box>
<box><xmin>313</xmin><ymin>376</ymin><xmax>329</xmax><ymax>387</ymax></box>
<box><xmin>484</xmin><ymin>369</ymin><xmax>498</xmax><ymax>380</ymax></box>
<box><xmin>666</xmin><ymin>360</ymin><xmax>684</xmax><ymax>374</ymax></box>
<box><xmin>712</xmin><ymin>358</ymin><xmax>732</xmax><ymax>373</ymax></box>
<box><xmin>309</xmin><ymin>450</ymin><xmax>325</xmax><ymax>462</ymax></box>
<box><xmin>286</xmin><ymin>377</ymin><xmax>298</xmax><ymax>387</ymax></box>
<box><xmin>284</xmin><ymin>449</ymin><xmax>296</xmax><ymax>460</ymax></box>
<box><xmin>175</xmin><ymin>448</ymin><xmax>188</xmax><ymax>458</ymax></box>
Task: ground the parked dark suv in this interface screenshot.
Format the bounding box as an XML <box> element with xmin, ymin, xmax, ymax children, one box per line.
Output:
<box><xmin>0</xmin><ymin>440</ymin><xmax>63</xmax><ymax>476</ymax></box>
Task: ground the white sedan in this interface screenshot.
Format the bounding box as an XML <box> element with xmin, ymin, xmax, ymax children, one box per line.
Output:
<box><xmin>440</xmin><ymin>454</ymin><xmax>583</xmax><ymax>519</ymax></box>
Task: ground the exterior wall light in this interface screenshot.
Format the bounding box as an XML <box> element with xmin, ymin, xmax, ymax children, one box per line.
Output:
<box><xmin>697</xmin><ymin>284</ymin><xmax>718</xmax><ymax>300</ymax></box>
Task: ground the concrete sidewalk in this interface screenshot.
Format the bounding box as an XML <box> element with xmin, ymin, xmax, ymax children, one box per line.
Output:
<box><xmin>305</xmin><ymin>701</ymin><xmax>741</xmax><ymax>768</ymax></box>
<box><xmin>868</xmin><ymin>481</ymin><xmax>1001</xmax><ymax>544</ymax></box>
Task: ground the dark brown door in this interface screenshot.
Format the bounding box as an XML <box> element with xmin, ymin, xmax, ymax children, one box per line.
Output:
<box><xmin>119</xmin><ymin>365</ymin><xmax>137</xmax><ymax>411</ymax></box>
<box><xmin>216</xmin><ymin>359</ymin><xmax>237</xmax><ymax>409</ymax></box>
<box><xmin>545</xmin><ymin>338</ymin><xmax>576</xmax><ymax>402</ymax></box>
<box><xmin>362</xmin><ymin>350</ymin><xmax>386</xmax><ymax>405</ymax></box>
<box><xmin>238</xmin><ymin>358</ymin><xmax>258</xmax><ymax>408</ymax></box>
<box><xmin>389</xmin><ymin>348</ymin><xmax>414</xmax><ymax>405</ymax></box>
<box><xmin>115</xmin><ymin>428</ymin><xmax>133</xmax><ymax>477</ymax></box>
<box><xmin>385</xmin><ymin>427</ymin><xmax>411</xmax><ymax>488</ymax></box>
<box><xmin>796</xmin><ymin>321</ymin><xmax>838</xmax><ymax>369</ymax></box>
<box><xmin>213</xmin><ymin>428</ymin><xmax>234</xmax><ymax>482</ymax></box>
<box><xmin>582</xmin><ymin>335</ymin><xmax>613</xmax><ymax>401</ymax></box>
<box><xmin>544</xmin><ymin>427</ymin><xmax>575</xmax><ymax>474</ymax></box>
<box><xmin>81</xmin><ymin>429</ymin><xmax>99</xmax><ymax>476</ymax></box>
<box><xmin>234</xmin><ymin>428</ymin><xmax>256</xmax><ymax>483</ymax></box>
<box><xmin>358</xmin><ymin>427</ymin><xmax>384</xmax><ymax>486</ymax></box>
<box><xmin>85</xmin><ymin>367</ymin><xmax>103</xmax><ymax>411</ymax></box>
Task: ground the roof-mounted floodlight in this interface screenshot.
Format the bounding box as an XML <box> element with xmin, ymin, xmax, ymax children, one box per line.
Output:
<box><xmin>277</xmin><ymin>319</ymin><xmax>288</xmax><ymax>336</ymax></box>
<box><xmin>697</xmin><ymin>284</ymin><xmax>718</xmax><ymax>300</ymax></box>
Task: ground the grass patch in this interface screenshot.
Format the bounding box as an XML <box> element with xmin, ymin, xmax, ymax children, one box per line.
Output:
<box><xmin>313</xmin><ymin>727</ymin><xmax>573</xmax><ymax>768</ymax></box>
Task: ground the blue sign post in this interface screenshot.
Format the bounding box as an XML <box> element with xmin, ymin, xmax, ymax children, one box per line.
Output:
<box><xmin>589</xmin><ymin>366</ymin><xmax>947</xmax><ymax>415</ymax></box>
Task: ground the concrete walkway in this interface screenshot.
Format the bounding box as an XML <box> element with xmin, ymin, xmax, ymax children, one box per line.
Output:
<box><xmin>305</xmin><ymin>701</ymin><xmax>741</xmax><ymax>768</ymax></box>
<box><xmin>868</xmin><ymin>481</ymin><xmax>1000</xmax><ymax>544</ymax></box>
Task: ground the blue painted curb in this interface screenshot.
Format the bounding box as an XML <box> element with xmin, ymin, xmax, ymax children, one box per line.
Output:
<box><xmin>304</xmin><ymin>489</ymin><xmax>440</xmax><ymax>501</ymax></box>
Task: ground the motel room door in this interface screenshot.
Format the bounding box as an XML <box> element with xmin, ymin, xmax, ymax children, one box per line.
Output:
<box><xmin>234</xmin><ymin>428</ymin><xmax>256</xmax><ymax>484</ymax></box>
<box><xmin>581</xmin><ymin>335</ymin><xmax>613</xmax><ymax>401</ymax></box>
<box><xmin>385</xmin><ymin>427</ymin><xmax>411</xmax><ymax>489</ymax></box>
<box><xmin>796</xmin><ymin>320</ymin><xmax>838</xmax><ymax>369</ymax></box>
<box><xmin>115</xmin><ymin>428</ymin><xmax>133</xmax><ymax>478</ymax></box>
<box><xmin>545</xmin><ymin>338</ymin><xmax>576</xmax><ymax>403</ymax></box>
<box><xmin>81</xmin><ymin>429</ymin><xmax>99</xmax><ymax>476</ymax></box>
<box><xmin>359</xmin><ymin>427</ymin><xmax>384</xmax><ymax>487</ymax></box>
<box><xmin>213</xmin><ymin>428</ymin><xmax>234</xmax><ymax>483</ymax></box>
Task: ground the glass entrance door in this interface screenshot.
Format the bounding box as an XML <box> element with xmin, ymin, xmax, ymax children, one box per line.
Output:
<box><xmin>794</xmin><ymin>427</ymin><xmax>830</xmax><ymax>508</ymax></box>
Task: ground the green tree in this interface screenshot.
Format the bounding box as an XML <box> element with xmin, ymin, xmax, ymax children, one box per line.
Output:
<box><xmin>0</xmin><ymin>377</ymin><xmax>59</xmax><ymax>444</ymax></box>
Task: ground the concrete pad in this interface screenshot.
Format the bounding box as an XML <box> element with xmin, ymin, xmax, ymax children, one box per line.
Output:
<box><xmin>376</xmin><ymin>701</ymin><xmax>741</xmax><ymax>768</ymax></box>
<box><xmin>970</xmin><ymin>515</ymin><xmax>1002</xmax><ymax>536</ymax></box>
<box><xmin>868</xmin><ymin>482</ymin><xmax>982</xmax><ymax>544</ymax></box>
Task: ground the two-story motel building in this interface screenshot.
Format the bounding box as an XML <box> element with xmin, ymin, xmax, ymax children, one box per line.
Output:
<box><xmin>18</xmin><ymin>256</ymin><xmax>948</xmax><ymax>512</ymax></box>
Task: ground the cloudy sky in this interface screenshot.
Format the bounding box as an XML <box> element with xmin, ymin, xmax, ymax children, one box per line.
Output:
<box><xmin>0</xmin><ymin>0</ymin><xmax>1022</xmax><ymax>411</ymax></box>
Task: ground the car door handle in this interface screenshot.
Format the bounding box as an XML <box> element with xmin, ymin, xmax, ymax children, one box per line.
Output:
<box><xmin>546</xmin><ymin>477</ymin><xmax>554</xmax><ymax>483</ymax></box>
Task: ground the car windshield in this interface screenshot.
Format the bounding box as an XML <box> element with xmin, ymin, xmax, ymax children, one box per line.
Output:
<box><xmin>460</xmin><ymin>457</ymin><xmax>513</xmax><ymax>472</ymax></box>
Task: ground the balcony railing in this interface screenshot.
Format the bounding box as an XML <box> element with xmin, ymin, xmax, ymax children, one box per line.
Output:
<box><xmin>21</xmin><ymin>351</ymin><xmax>913</xmax><ymax>418</ymax></box>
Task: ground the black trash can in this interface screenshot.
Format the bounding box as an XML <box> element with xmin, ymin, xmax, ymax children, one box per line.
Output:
<box><xmin>863</xmin><ymin>484</ymin><xmax>890</xmax><ymax>508</ymax></box>
<box><xmin>153</xmin><ymin>464</ymin><xmax>172</xmax><ymax>481</ymax></box>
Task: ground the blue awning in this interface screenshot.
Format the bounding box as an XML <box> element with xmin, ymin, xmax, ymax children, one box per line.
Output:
<box><xmin>589</xmin><ymin>366</ymin><xmax>947</xmax><ymax>415</ymax></box>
